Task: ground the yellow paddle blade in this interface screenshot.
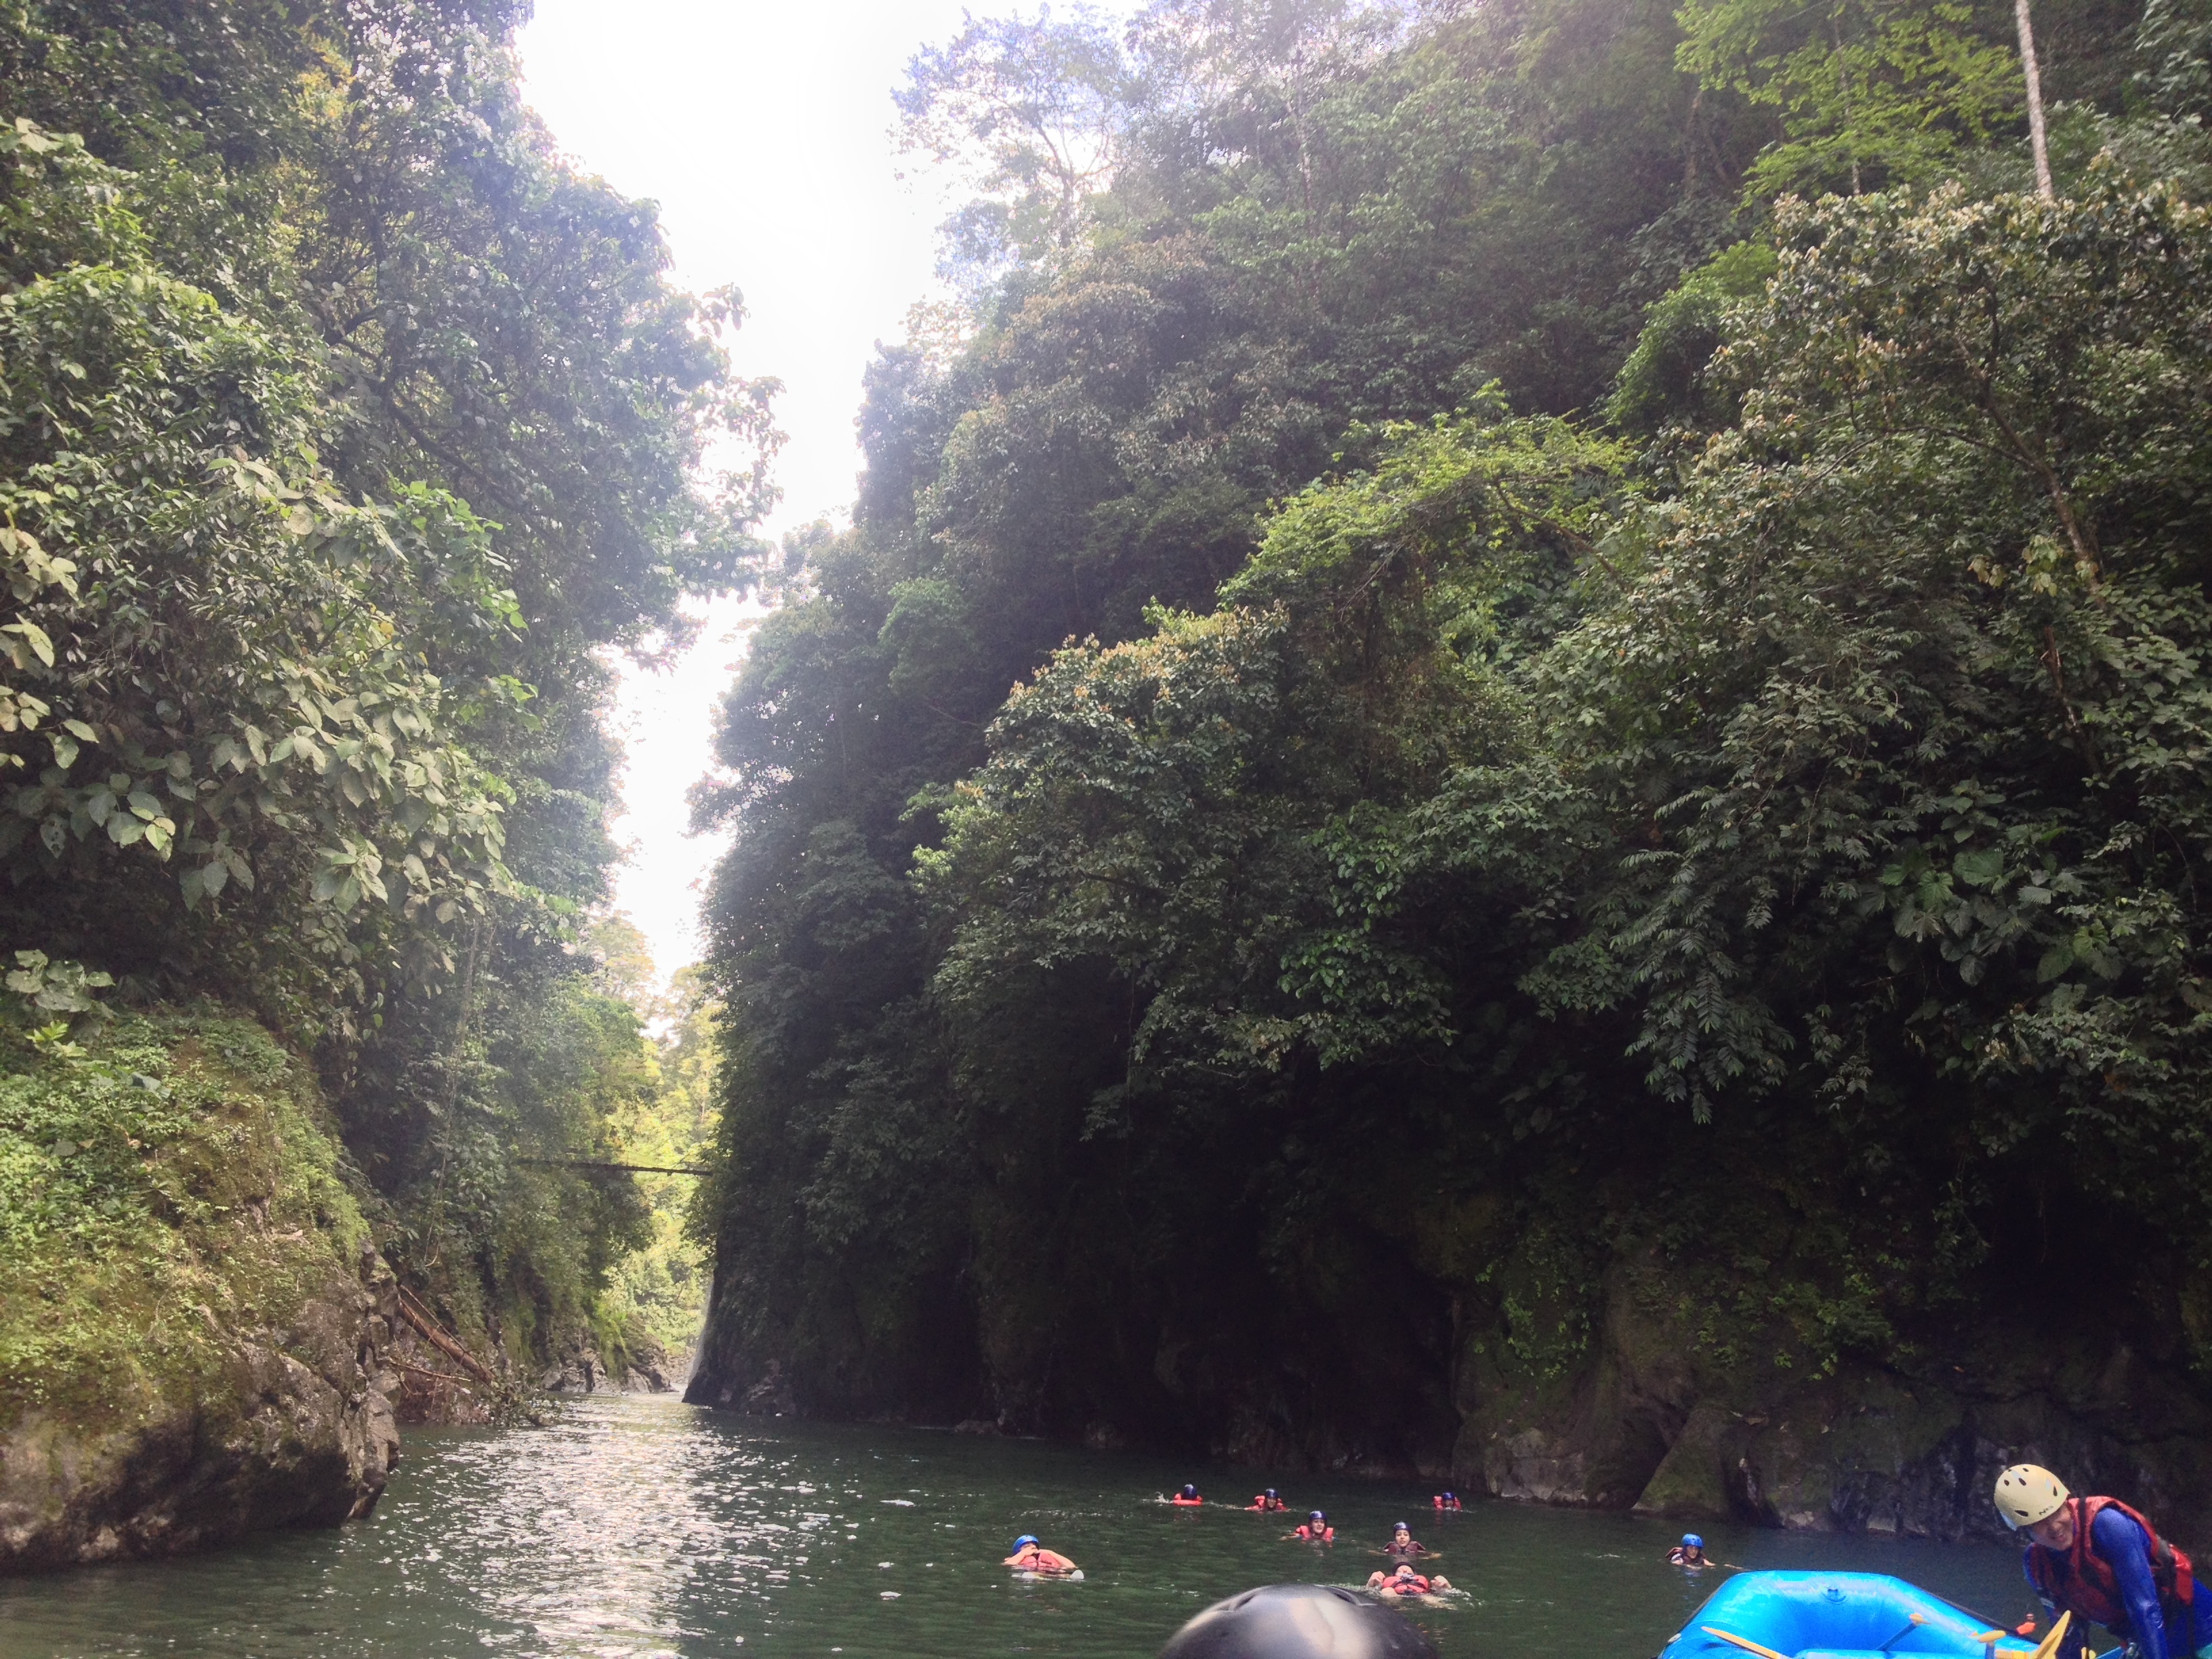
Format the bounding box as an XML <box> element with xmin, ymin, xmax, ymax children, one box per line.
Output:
<box><xmin>2027</xmin><ymin>1609</ymin><xmax>2073</xmax><ymax>1659</ymax></box>
<box><xmin>1704</xmin><ymin>1625</ymin><xmax>1793</xmax><ymax>1659</ymax></box>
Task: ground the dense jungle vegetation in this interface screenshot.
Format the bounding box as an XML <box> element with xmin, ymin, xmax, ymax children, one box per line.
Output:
<box><xmin>691</xmin><ymin>0</ymin><xmax>2212</xmax><ymax>1486</ymax></box>
<box><xmin>0</xmin><ymin>0</ymin><xmax>759</xmax><ymax>1378</ymax></box>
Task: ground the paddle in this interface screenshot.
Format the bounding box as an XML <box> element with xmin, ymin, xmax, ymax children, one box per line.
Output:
<box><xmin>1879</xmin><ymin>1612</ymin><xmax>1931</xmax><ymax>1650</ymax></box>
<box><xmin>1704</xmin><ymin>1625</ymin><xmax>1792</xmax><ymax>1659</ymax></box>
<box><xmin>2026</xmin><ymin>1610</ymin><xmax>2072</xmax><ymax>1659</ymax></box>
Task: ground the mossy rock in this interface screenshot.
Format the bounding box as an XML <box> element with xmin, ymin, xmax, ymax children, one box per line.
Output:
<box><xmin>0</xmin><ymin>1011</ymin><xmax>401</xmax><ymax>1573</ymax></box>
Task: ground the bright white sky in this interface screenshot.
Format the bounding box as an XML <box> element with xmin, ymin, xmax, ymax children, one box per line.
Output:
<box><xmin>519</xmin><ymin>1</ymin><xmax>1132</xmax><ymax>987</ymax></box>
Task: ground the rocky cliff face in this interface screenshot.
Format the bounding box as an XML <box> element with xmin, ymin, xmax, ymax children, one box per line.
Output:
<box><xmin>1458</xmin><ymin>1267</ymin><xmax>2212</xmax><ymax>1550</ymax></box>
<box><xmin>687</xmin><ymin>1353</ymin><xmax>798</xmax><ymax>1417</ymax></box>
<box><xmin>0</xmin><ymin>1015</ymin><xmax>404</xmax><ymax>1574</ymax></box>
<box><xmin>689</xmin><ymin>1195</ymin><xmax>2212</xmax><ymax>1554</ymax></box>
<box><xmin>539</xmin><ymin>1328</ymin><xmax>680</xmax><ymax>1396</ymax></box>
<box><xmin>0</xmin><ymin>1248</ymin><xmax>402</xmax><ymax>1572</ymax></box>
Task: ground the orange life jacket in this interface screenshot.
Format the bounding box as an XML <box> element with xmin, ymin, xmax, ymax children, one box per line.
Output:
<box><xmin>2028</xmin><ymin>1497</ymin><xmax>2195</xmax><ymax>1639</ymax></box>
<box><xmin>1384</xmin><ymin>1574</ymin><xmax>1432</xmax><ymax>1596</ymax></box>
<box><xmin>1171</xmin><ymin>1495</ymin><xmax>1204</xmax><ymax>1507</ymax></box>
<box><xmin>1250</xmin><ymin>1496</ymin><xmax>1285</xmax><ymax>1511</ymax></box>
<box><xmin>1296</xmin><ymin>1524</ymin><xmax>1334</xmax><ymax>1542</ymax></box>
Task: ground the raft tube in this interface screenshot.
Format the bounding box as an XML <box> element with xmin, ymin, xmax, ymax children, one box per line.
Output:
<box><xmin>1659</xmin><ymin>1572</ymin><xmax>2039</xmax><ymax>1659</ymax></box>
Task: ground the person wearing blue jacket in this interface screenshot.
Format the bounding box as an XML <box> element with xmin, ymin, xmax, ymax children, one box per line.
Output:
<box><xmin>1994</xmin><ymin>1465</ymin><xmax>2208</xmax><ymax>1659</ymax></box>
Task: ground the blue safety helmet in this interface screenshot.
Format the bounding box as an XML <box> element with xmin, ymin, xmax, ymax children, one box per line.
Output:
<box><xmin>1443</xmin><ymin>1492</ymin><xmax>1456</xmax><ymax>1501</ymax></box>
<box><xmin>1013</xmin><ymin>1534</ymin><xmax>1039</xmax><ymax>1551</ymax></box>
<box><xmin>1309</xmin><ymin>1510</ymin><xmax>1326</xmax><ymax>1523</ymax></box>
<box><xmin>1393</xmin><ymin>1521</ymin><xmax>1410</xmax><ymax>1532</ymax></box>
<box><xmin>1182</xmin><ymin>1483</ymin><xmax>1199</xmax><ymax>1498</ymax></box>
<box><xmin>1682</xmin><ymin>1534</ymin><xmax>1704</xmax><ymax>1549</ymax></box>
<box><xmin>1265</xmin><ymin>1488</ymin><xmax>1278</xmax><ymax>1499</ymax></box>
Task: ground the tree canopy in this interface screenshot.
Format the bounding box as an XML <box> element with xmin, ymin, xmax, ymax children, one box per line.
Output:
<box><xmin>0</xmin><ymin>0</ymin><xmax>773</xmax><ymax>1376</ymax></box>
<box><xmin>691</xmin><ymin>0</ymin><xmax>2212</xmax><ymax>1480</ymax></box>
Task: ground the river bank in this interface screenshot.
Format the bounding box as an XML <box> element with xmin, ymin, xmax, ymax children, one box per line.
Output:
<box><xmin>0</xmin><ymin>1010</ymin><xmax>683</xmax><ymax>1572</ymax></box>
<box><xmin>0</xmin><ymin>1395</ymin><xmax>2050</xmax><ymax>1659</ymax></box>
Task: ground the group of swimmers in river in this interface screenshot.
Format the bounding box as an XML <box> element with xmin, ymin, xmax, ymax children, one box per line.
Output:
<box><xmin>1231</xmin><ymin>1487</ymin><xmax>1463</xmax><ymax>1515</ymax></box>
<box><xmin>1002</xmin><ymin>1488</ymin><xmax>1473</xmax><ymax>1602</ymax></box>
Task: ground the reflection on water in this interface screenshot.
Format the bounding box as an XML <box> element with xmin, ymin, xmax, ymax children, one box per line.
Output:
<box><xmin>0</xmin><ymin>1397</ymin><xmax>2040</xmax><ymax>1659</ymax></box>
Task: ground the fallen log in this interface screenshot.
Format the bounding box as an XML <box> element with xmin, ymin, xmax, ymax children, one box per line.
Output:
<box><xmin>393</xmin><ymin>1286</ymin><xmax>497</xmax><ymax>1386</ymax></box>
<box><xmin>392</xmin><ymin>1355</ymin><xmax>477</xmax><ymax>1388</ymax></box>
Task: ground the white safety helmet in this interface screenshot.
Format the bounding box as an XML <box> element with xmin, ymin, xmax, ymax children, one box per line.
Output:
<box><xmin>1994</xmin><ymin>1464</ymin><xmax>2070</xmax><ymax>1530</ymax></box>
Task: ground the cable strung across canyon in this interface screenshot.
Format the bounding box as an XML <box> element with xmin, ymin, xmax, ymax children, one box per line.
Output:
<box><xmin>512</xmin><ymin>1158</ymin><xmax>709</xmax><ymax>1176</ymax></box>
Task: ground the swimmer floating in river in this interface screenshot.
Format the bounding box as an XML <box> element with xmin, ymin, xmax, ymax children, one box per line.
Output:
<box><xmin>1383</xmin><ymin>1521</ymin><xmax>1432</xmax><ymax>1559</ymax></box>
<box><xmin>1288</xmin><ymin>1510</ymin><xmax>1335</xmax><ymax>1543</ymax></box>
<box><xmin>1433</xmin><ymin>1491</ymin><xmax>1464</xmax><ymax>1512</ymax></box>
<box><xmin>1004</xmin><ymin>1534</ymin><xmax>1080</xmax><ymax>1576</ymax></box>
<box><xmin>1368</xmin><ymin>1563</ymin><xmax>1454</xmax><ymax>1598</ymax></box>
<box><xmin>1170</xmin><ymin>1484</ymin><xmax>1204</xmax><ymax>1506</ymax></box>
<box><xmin>1668</xmin><ymin>1534</ymin><xmax>1714</xmax><ymax>1568</ymax></box>
<box><xmin>1247</xmin><ymin>1488</ymin><xmax>1288</xmax><ymax>1511</ymax></box>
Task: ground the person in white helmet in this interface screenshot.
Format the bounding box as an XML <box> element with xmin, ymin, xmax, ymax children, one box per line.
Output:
<box><xmin>1994</xmin><ymin>1465</ymin><xmax>2209</xmax><ymax>1659</ymax></box>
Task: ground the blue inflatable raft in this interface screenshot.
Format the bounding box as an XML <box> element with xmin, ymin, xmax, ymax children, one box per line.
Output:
<box><xmin>1659</xmin><ymin>1572</ymin><xmax>2049</xmax><ymax>1659</ymax></box>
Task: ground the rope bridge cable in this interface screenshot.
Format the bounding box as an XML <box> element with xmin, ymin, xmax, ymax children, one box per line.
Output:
<box><xmin>512</xmin><ymin>1158</ymin><xmax>710</xmax><ymax>1176</ymax></box>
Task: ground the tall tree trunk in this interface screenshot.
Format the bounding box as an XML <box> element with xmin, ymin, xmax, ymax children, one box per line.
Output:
<box><xmin>1684</xmin><ymin>84</ymin><xmax>1704</xmax><ymax>192</ymax></box>
<box><xmin>2016</xmin><ymin>0</ymin><xmax>2055</xmax><ymax>200</ymax></box>
<box><xmin>1832</xmin><ymin>15</ymin><xmax>1862</xmax><ymax>194</ymax></box>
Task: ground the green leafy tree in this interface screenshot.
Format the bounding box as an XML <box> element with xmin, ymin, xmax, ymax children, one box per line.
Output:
<box><xmin>898</xmin><ymin>5</ymin><xmax>1136</xmax><ymax>282</ymax></box>
<box><xmin>1552</xmin><ymin>181</ymin><xmax>2212</xmax><ymax>1179</ymax></box>
<box><xmin>692</xmin><ymin>0</ymin><xmax>2212</xmax><ymax>1469</ymax></box>
<box><xmin>904</xmin><ymin>179</ymin><xmax>2212</xmax><ymax>1431</ymax></box>
<box><xmin>694</xmin><ymin>0</ymin><xmax>1757</xmax><ymax>1422</ymax></box>
<box><xmin>0</xmin><ymin>0</ymin><xmax>777</xmax><ymax>1378</ymax></box>
<box><xmin>2138</xmin><ymin>0</ymin><xmax>2212</xmax><ymax>119</ymax></box>
<box><xmin>1675</xmin><ymin>0</ymin><xmax>2024</xmax><ymax>198</ymax></box>
<box><xmin>0</xmin><ymin>123</ymin><xmax>515</xmax><ymax>1032</ymax></box>
<box><xmin>927</xmin><ymin>411</ymin><xmax>1625</xmax><ymax>1084</ymax></box>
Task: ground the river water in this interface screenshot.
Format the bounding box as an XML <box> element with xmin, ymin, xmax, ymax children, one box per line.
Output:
<box><xmin>1</xmin><ymin>1397</ymin><xmax>2042</xmax><ymax>1659</ymax></box>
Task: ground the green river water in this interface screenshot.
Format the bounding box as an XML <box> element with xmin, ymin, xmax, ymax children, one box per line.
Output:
<box><xmin>0</xmin><ymin>1397</ymin><xmax>2042</xmax><ymax>1659</ymax></box>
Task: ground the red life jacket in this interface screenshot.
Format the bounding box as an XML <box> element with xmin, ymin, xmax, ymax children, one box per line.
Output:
<box><xmin>1171</xmin><ymin>1495</ymin><xmax>1203</xmax><ymax>1507</ymax></box>
<box><xmin>2027</xmin><ymin>1496</ymin><xmax>2196</xmax><ymax>1638</ymax></box>
<box><xmin>1297</xmin><ymin>1524</ymin><xmax>1334</xmax><ymax>1542</ymax></box>
<box><xmin>1249</xmin><ymin>1496</ymin><xmax>1284</xmax><ymax>1511</ymax></box>
<box><xmin>1385</xmin><ymin>1574</ymin><xmax>1432</xmax><ymax>1595</ymax></box>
